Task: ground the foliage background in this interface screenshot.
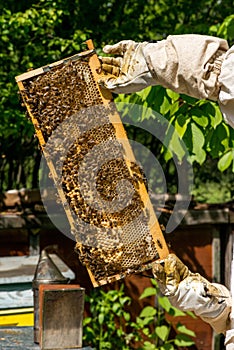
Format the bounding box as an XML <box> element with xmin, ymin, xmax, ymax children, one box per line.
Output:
<box><xmin>0</xmin><ymin>0</ymin><xmax>234</xmax><ymax>202</ymax></box>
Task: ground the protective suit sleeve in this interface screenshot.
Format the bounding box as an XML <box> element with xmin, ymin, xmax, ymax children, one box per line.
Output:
<box><xmin>152</xmin><ymin>254</ymin><xmax>232</xmax><ymax>335</ymax></box>
<box><xmin>144</xmin><ymin>34</ymin><xmax>228</xmax><ymax>100</ymax></box>
<box><xmin>168</xmin><ymin>276</ymin><xmax>232</xmax><ymax>335</ymax></box>
<box><xmin>218</xmin><ymin>45</ymin><xmax>234</xmax><ymax>128</ymax></box>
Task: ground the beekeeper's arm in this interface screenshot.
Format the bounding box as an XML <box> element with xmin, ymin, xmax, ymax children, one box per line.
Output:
<box><xmin>99</xmin><ymin>35</ymin><xmax>234</xmax><ymax>128</ymax></box>
<box><xmin>151</xmin><ymin>254</ymin><xmax>233</xmax><ymax>340</ymax></box>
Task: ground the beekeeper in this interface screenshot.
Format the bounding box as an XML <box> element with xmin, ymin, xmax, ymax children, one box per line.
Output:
<box><xmin>99</xmin><ymin>35</ymin><xmax>234</xmax><ymax>348</ymax></box>
<box><xmin>99</xmin><ymin>34</ymin><xmax>234</xmax><ymax>129</ymax></box>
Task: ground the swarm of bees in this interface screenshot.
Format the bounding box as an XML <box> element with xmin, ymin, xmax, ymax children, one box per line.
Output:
<box><xmin>17</xmin><ymin>53</ymin><xmax>162</xmax><ymax>285</ymax></box>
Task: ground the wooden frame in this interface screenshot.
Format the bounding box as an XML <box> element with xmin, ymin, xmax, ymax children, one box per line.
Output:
<box><xmin>15</xmin><ymin>40</ymin><xmax>169</xmax><ymax>287</ymax></box>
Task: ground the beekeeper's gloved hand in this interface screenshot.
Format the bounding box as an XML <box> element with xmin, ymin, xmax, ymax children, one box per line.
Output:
<box><xmin>99</xmin><ymin>40</ymin><xmax>156</xmax><ymax>94</ymax></box>
<box><xmin>152</xmin><ymin>254</ymin><xmax>232</xmax><ymax>335</ymax></box>
<box><xmin>99</xmin><ymin>35</ymin><xmax>228</xmax><ymax>100</ymax></box>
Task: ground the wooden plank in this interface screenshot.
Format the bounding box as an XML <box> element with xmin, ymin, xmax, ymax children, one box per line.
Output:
<box><xmin>212</xmin><ymin>228</ymin><xmax>221</xmax><ymax>283</ymax></box>
<box><xmin>0</xmin><ymin>255</ymin><xmax>39</xmax><ymax>284</ymax></box>
<box><xmin>0</xmin><ymin>213</ymin><xmax>66</xmax><ymax>230</ymax></box>
<box><xmin>15</xmin><ymin>49</ymin><xmax>94</xmax><ymax>82</ymax></box>
<box><xmin>0</xmin><ymin>285</ymin><xmax>34</xmax><ymax>309</ymax></box>
<box><xmin>0</xmin><ymin>209</ymin><xmax>231</xmax><ymax>230</ymax></box>
<box><xmin>180</xmin><ymin>209</ymin><xmax>230</xmax><ymax>226</ymax></box>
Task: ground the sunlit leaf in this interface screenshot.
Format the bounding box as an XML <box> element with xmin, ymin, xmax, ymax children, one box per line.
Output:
<box><xmin>139</xmin><ymin>306</ymin><xmax>156</xmax><ymax>318</ymax></box>
<box><xmin>155</xmin><ymin>325</ymin><xmax>169</xmax><ymax>342</ymax></box>
<box><xmin>218</xmin><ymin>150</ymin><xmax>233</xmax><ymax>171</ymax></box>
<box><xmin>139</xmin><ymin>287</ymin><xmax>157</xmax><ymax>299</ymax></box>
<box><xmin>176</xmin><ymin>322</ymin><xmax>196</xmax><ymax>337</ymax></box>
<box><xmin>174</xmin><ymin>334</ymin><xmax>195</xmax><ymax>347</ymax></box>
<box><xmin>190</xmin><ymin>122</ymin><xmax>206</xmax><ymax>164</ymax></box>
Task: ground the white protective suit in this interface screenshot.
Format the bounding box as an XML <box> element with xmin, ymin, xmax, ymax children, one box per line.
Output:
<box><xmin>99</xmin><ymin>34</ymin><xmax>234</xmax><ymax>348</ymax></box>
<box><xmin>99</xmin><ymin>34</ymin><xmax>234</xmax><ymax>128</ymax></box>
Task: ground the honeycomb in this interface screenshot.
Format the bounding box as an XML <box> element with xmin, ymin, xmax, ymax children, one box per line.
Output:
<box><xmin>16</xmin><ymin>42</ymin><xmax>169</xmax><ymax>286</ymax></box>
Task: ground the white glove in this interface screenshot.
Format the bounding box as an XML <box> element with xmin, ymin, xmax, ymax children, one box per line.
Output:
<box><xmin>99</xmin><ymin>40</ymin><xmax>156</xmax><ymax>94</ymax></box>
<box><xmin>152</xmin><ymin>254</ymin><xmax>232</xmax><ymax>335</ymax></box>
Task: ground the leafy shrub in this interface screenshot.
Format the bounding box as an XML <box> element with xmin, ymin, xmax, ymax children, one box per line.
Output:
<box><xmin>83</xmin><ymin>279</ymin><xmax>196</xmax><ymax>349</ymax></box>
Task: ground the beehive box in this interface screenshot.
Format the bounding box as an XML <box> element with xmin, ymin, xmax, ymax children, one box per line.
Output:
<box><xmin>15</xmin><ymin>40</ymin><xmax>169</xmax><ymax>286</ymax></box>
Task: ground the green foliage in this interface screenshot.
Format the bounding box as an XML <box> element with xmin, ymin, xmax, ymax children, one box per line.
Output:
<box><xmin>116</xmin><ymin>31</ymin><xmax>234</xmax><ymax>201</ymax></box>
<box><xmin>83</xmin><ymin>281</ymin><xmax>196</xmax><ymax>349</ymax></box>
<box><xmin>83</xmin><ymin>284</ymin><xmax>132</xmax><ymax>349</ymax></box>
<box><xmin>116</xmin><ymin>86</ymin><xmax>234</xmax><ymax>170</ymax></box>
<box><xmin>210</xmin><ymin>14</ymin><xmax>234</xmax><ymax>42</ymax></box>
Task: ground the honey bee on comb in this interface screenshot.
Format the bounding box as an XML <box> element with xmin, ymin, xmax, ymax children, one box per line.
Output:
<box><xmin>15</xmin><ymin>40</ymin><xmax>169</xmax><ymax>286</ymax></box>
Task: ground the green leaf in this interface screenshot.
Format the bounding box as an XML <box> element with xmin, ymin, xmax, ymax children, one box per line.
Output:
<box><xmin>210</xmin><ymin>104</ymin><xmax>223</xmax><ymax>128</ymax></box>
<box><xmin>164</xmin><ymin>124</ymin><xmax>186</xmax><ymax>161</ymax></box>
<box><xmin>166</xmin><ymin>89</ymin><xmax>180</xmax><ymax>102</ymax></box>
<box><xmin>143</xmin><ymin>341</ymin><xmax>157</xmax><ymax>350</ymax></box>
<box><xmin>192</xmin><ymin>114</ymin><xmax>208</xmax><ymax>128</ymax></box>
<box><xmin>169</xmin><ymin>101</ymin><xmax>180</xmax><ymax>116</ymax></box>
<box><xmin>160</xmin><ymin>95</ymin><xmax>172</xmax><ymax>115</ymax></box>
<box><xmin>217</xmin><ymin>15</ymin><xmax>234</xmax><ymax>40</ymax></box>
<box><xmin>98</xmin><ymin>313</ymin><xmax>104</xmax><ymax>325</ymax></box>
<box><xmin>142</xmin><ymin>327</ymin><xmax>150</xmax><ymax>336</ymax></box>
<box><xmin>160</xmin><ymin>344</ymin><xmax>175</xmax><ymax>350</ymax></box>
<box><xmin>218</xmin><ymin>150</ymin><xmax>233</xmax><ymax>171</ymax></box>
<box><xmin>175</xmin><ymin>114</ymin><xmax>190</xmax><ymax>138</ymax></box>
<box><xmin>155</xmin><ymin>325</ymin><xmax>169</xmax><ymax>342</ymax></box>
<box><xmin>83</xmin><ymin>317</ymin><xmax>92</xmax><ymax>326</ymax></box>
<box><xmin>174</xmin><ymin>334</ymin><xmax>195</xmax><ymax>347</ymax></box>
<box><xmin>139</xmin><ymin>287</ymin><xmax>157</xmax><ymax>299</ymax></box>
<box><xmin>158</xmin><ymin>296</ymin><xmax>171</xmax><ymax>313</ymax></box>
<box><xmin>136</xmin><ymin>86</ymin><xmax>152</xmax><ymax>100</ymax></box>
<box><xmin>190</xmin><ymin>122</ymin><xmax>206</xmax><ymax>164</ymax></box>
<box><xmin>123</xmin><ymin>311</ymin><xmax>131</xmax><ymax>321</ymax></box>
<box><xmin>169</xmin><ymin>306</ymin><xmax>186</xmax><ymax>317</ymax></box>
<box><xmin>150</xmin><ymin>279</ymin><xmax>159</xmax><ymax>288</ymax></box>
<box><xmin>141</xmin><ymin>316</ymin><xmax>155</xmax><ymax>326</ymax></box>
<box><xmin>112</xmin><ymin>302</ymin><xmax>120</xmax><ymax>313</ymax></box>
<box><xmin>84</xmin><ymin>326</ymin><xmax>95</xmax><ymax>337</ymax></box>
<box><xmin>146</xmin><ymin>86</ymin><xmax>165</xmax><ymax>112</ymax></box>
<box><xmin>176</xmin><ymin>322</ymin><xmax>196</xmax><ymax>337</ymax></box>
<box><xmin>139</xmin><ymin>306</ymin><xmax>156</xmax><ymax>318</ymax></box>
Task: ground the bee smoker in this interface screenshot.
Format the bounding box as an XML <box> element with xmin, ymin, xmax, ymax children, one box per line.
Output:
<box><xmin>32</xmin><ymin>249</ymin><xmax>69</xmax><ymax>344</ymax></box>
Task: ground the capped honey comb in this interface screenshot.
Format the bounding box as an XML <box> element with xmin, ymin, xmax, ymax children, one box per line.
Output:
<box><xmin>16</xmin><ymin>40</ymin><xmax>169</xmax><ymax>286</ymax></box>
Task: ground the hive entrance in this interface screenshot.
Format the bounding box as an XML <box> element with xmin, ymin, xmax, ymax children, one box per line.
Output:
<box><xmin>16</xmin><ymin>40</ymin><xmax>169</xmax><ymax>286</ymax></box>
